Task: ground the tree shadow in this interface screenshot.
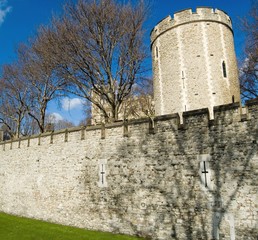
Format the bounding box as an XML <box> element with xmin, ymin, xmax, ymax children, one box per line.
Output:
<box><xmin>84</xmin><ymin>103</ymin><xmax>257</xmax><ymax>239</ymax></box>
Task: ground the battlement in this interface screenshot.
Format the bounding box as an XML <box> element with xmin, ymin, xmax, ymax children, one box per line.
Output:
<box><xmin>151</xmin><ymin>7</ymin><xmax>232</xmax><ymax>45</ymax></box>
<box><xmin>0</xmin><ymin>100</ymin><xmax>257</xmax><ymax>150</ymax></box>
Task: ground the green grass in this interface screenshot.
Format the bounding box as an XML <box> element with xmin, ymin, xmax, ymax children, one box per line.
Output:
<box><xmin>0</xmin><ymin>212</ymin><xmax>144</xmax><ymax>240</ymax></box>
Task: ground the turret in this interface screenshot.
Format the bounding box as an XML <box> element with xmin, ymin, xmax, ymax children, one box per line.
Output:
<box><xmin>151</xmin><ymin>7</ymin><xmax>240</xmax><ymax>118</ymax></box>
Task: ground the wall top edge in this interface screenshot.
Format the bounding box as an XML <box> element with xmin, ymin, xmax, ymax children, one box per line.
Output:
<box><xmin>246</xmin><ymin>97</ymin><xmax>258</xmax><ymax>106</ymax></box>
<box><xmin>0</xmin><ymin>101</ymin><xmax>255</xmax><ymax>145</ymax></box>
<box><xmin>183</xmin><ymin>108</ymin><xmax>209</xmax><ymax>117</ymax></box>
<box><xmin>154</xmin><ymin>113</ymin><xmax>179</xmax><ymax>121</ymax></box>
<box><xmin>150</xmin><ymin>7</ymin><xmax>232</xmax><ymax>42</ymax></box>
<box><xmin>213</xmin><ymin>102</ymin><xmax>240</xmax><ymax>111</ymax></box>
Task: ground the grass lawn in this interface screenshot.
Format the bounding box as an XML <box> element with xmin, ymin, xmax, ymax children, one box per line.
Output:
<box><xmin>0</xmin><ymin>212</ymin><xmax>145</xmax><ymax>240</ymax></box>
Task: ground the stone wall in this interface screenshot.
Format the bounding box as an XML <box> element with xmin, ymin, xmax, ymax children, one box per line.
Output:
<box><xmin>0</xmin><ymin>100</ymin><xmax>258</xmax><ymax>240</ymax></box>
<box><xmin>151</xmin><ymin>8</ymin><xmax>240</xmax><ymax>117</ymax></box>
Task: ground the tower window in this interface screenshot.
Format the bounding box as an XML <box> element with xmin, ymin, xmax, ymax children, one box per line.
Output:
<box><xmin>222</xmin><ymin>61</ymin><xmax>227</xmax><ymax>78</ymax></box>
<box><xmin>155</xmin><ymin>46</ymin><xmax>159</xmax><ymax>58</ymax></box>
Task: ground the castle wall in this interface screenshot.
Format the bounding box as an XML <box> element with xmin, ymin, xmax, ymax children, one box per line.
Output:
<box><xmin>151</xmin><ymin>8</ymin><xmax>240</xmax><ymax>117</ymax></box>
<box><xmin>0</xmin><ymin>101</ymin><xmax>257</xmax><ymax>240</ymax></box>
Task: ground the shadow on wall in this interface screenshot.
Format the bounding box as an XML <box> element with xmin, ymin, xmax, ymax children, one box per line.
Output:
<box><xmin>95</xmin><ymin>104</ymin><xmax>258</xmax><ymax>239</ymax></box>
<box><xmin>1</xmin><ymin>102</ymin><xmax>257</xmax><ymax>240</ymax></box>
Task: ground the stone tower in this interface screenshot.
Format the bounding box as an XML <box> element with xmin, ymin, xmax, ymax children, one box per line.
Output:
<box><xmin>151</xmin><ymin>7</ymin><xmax>240</xmax><ymax>118</ymax></box>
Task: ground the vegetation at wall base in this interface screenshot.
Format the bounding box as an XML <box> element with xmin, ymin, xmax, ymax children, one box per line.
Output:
<box><xmin>0</xmin><ymin>212</ymin><xmax>145</xmax><ymax>240</ymax></box>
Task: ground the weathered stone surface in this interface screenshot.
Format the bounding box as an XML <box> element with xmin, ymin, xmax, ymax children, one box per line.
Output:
<box><xmin>0</xmin><ymin>103</ymin><xmax>257</xmax><ymax>240</ymax></box>
<box><xmin>151</xmin><ymin>8</ymin><xmax>240</xmax><ymax>118</ymax></box>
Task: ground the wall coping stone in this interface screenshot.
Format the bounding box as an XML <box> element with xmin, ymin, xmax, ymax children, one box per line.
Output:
<box><xmin>0</xmin><ymin>101</ymin><xmax>257</xmax><ymax>146</ymax></box>
<box><xmin>183</xmin><ymin>107</ymin><xmax>209</xmax><ymax>117</ymax></box>
<box><xmin>213</xmin><ymin>102</ymin><xmax>240</xmax><ymax>111</ymax></box>
<box><xmin>246</xmin><ymin>98</ymin><xmax>258</xmax><ymax>106</ymax></box>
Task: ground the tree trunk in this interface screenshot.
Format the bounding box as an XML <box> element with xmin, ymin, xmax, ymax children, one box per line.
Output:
<box><xmin>15</xmin><ymin>119</ymin><xmax>21</xmax><ymax>138</ymax></box>
<box><xmin>40</xmin><ymin>104</ymin><xmax>47</xmax><ymax>133</ymax></box>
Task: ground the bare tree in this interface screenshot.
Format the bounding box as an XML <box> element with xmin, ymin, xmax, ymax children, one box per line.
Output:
<box><xmin>77</xmin><ymin>100</ymin><xmax>92</xmax><ymax>125</ymax></box>
<box><xmin>120</xmin><ymin>77</ymin><xmax>154</xmax><ymax>120</ymax></box>
<box><xmin>240</xmin><ymin>0</ymin><xmax>258</xmax><ymax>99</ymax></box>
<box><xmin>39</xmin><ymin>0</ymin><xmax>149</xmax><ymax>122</ymax></box>
<box><xmin>18</xmin><ymin>33</ymin><xmax>68</xmax><ymax>133</ymax></box>
<box><xmin>0</xmin><ymin>63</ymin><xmax>30</xmax><ymax>138</ymax></box>
<box><xmin>45</xmin><ymin>113</ymin><xmax>75</xmax><ymax>131</ymax></box>
<box><xmin>89</xmin><ymin>76</ymin><xmax>154</xmax><ymax>123</ymax></box>
<box><xmin>21</xmin><ymin>114</ymin><xmax>39</xmax><ymax>136</ymax></box>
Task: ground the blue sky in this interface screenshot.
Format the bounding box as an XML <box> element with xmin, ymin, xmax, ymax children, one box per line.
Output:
<box><xmin>0</xmin><ymin>0</ymin><xmax>252</xmax><ymax>125</ymax></box>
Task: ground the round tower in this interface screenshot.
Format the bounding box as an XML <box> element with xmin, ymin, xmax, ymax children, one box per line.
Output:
<box><xmin>151</xmin><ymin>7</ymin><xmax>240</xmax><ymax>117</ymax></box>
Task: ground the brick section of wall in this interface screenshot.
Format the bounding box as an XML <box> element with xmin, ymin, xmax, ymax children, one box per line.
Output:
<box><xmin>0</xmin><ymin>102</ymin><xmax>258</xmax><ymax>240</ymax></box>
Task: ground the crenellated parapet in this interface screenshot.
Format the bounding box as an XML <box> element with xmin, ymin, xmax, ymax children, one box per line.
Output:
<box><xmin>151</xmin><ymin>7</ymin><xmax>232</xmax><ymax>45</ymax></box>
<box><xmin>1</xmin><ymin>100</ymin><xmax>258</xmax><ymax>149</ymax></box>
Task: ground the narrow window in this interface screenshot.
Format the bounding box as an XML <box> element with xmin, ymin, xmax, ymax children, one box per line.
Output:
<box><xmin>222</xmin><ymin>61</ymin><xmax>227</xmax><ymax>78</ymax></box>
<box><xmin>98</xmin><ymin>160</ymin><xmax>108</xmax><ymax>188</ymax></box>
<box><xmin>182</xmin><ymin>71</ymin><xmax>186</xmax><ymax>80</ymax></box>
<box><xmin>155</xmin><ymin>46</ymin><xmax>158</xmax><ymax>58</ymax></box>
<box><xmin>200</xmin><ymin>161</ymin><xmax>211</xmax><ymax>189</ymax></box>
<box><xmin>182</xmin><ymin>71</ymin><xmax>185</xmax><ymax>88</ymax></box>
<box><xmin>232</xmin><ymin>95</ymin><xmax>235</xmax><ymax>103</ymax></box>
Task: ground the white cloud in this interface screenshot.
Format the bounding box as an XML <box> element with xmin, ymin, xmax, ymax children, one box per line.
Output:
<box><xmin>239</xmin><ymin>57</ymin><xmax>249</xmax><ymax>77</ymax></box>
<box><xmin>61</xmin><ymin>97</ymin><xmax>84</xmax><ymax>111</ymax></box>
<box><xmin>47</xmin><ymin>112</ymin><xmax>64</xmax><ymax>123</ymax></box>
<box><xmin>0</xmin><ymin>1</ymin><xmax>11</xmax><ymax>26</ymax></box>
